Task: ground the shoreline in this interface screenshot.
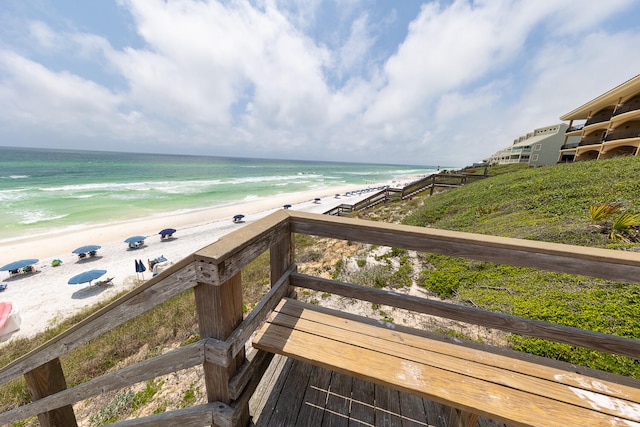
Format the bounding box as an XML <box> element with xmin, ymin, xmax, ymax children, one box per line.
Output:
<box><xmin>0</xmin><ymin>182</ymin><xmax>388</xmax><ymax>344</ymax></box>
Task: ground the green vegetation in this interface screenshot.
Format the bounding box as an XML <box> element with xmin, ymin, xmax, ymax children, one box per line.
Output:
<box><xmin>402</xmin><ymin>157</ymin><xmax>640</xmax><ymax>377</ymax></box>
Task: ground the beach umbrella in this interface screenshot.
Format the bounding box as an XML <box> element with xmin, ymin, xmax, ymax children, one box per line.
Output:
<box><xmin>68</xmin><ymin>269</ymin><xmax>107</xmax><ymax>285</ymax></box>
<box><xmin>159</xmin><ymin>228</ymin><xmax>176</xmax><ymax>238</ymax></box>
<box><xmin>0</xmin><ymin>259</ymin><xmax>39</xmax><ymax>271</ymax></box>
<box><xmin>283</xmin><ymin>204</ymin><xmax>292</xmax><ymax>209</ymax></box>
<box><xmin>124</xmin><ymin>235</ymin><xmax>146</xmax><ymax>243</ymax></box>
<box><xmin>233</xmin><ymin>214</ymin><xmax>245</xmax><ymax>223</ymax></box>
<box><xmin>72</xmin><ymin>245</ymin><xmax>101</xmax><ymax>254</ymax></box>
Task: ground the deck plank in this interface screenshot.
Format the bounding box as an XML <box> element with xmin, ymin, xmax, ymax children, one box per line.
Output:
<box><xmin>349</xmin><ymin>378</ymin><xmax>375</xmax><ymax>427</ymax></box>
<box><xmin>253</xmin><ymin>299</ymin><xmax>640</xmax><ymax>426</ymax></box>
<box><xmin>249</xmin><ymin>355</ymin><xmax>509</xmax><ymax>427</ymax></box>
<box><xmin>323</xmin><ymin>371</ymin><xmax>353</xmax><ymax>426</ymax></box>
<box><xmin>374</xmin><ymin>384</ymin><xmax>402</xmax><ymax>426</ymax></box>
<box><xmin>297</xmin><ymin>365</ymin><xmax>332</xmax><ymax>426</ymax></box>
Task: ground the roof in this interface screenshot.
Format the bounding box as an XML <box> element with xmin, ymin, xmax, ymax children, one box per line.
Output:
<box><xmin>560</xmin><ymin>74</ymin><xmax>640</xmax><ymax>121</ymax></box>
<box><xmin>511</xmin><ymin>129</ymin><xmax>563</xmax><ymax>148</ymax></box>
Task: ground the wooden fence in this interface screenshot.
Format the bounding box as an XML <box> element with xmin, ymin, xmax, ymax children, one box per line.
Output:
<box><xmin>324</xmin><ymin>171</ymin><xmax>488</xmax><ymax>216</ymax></box>
<box><xmin>0</xmin><ymin>210</ymin><xmax>639</xmax><ymax>426</ymax></box>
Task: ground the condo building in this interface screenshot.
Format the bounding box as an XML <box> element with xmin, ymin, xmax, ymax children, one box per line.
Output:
<box><xmin>559</xmin><ymin>74</ymin><xmax>640</xmax><ymax>162</ymax></box>
<box><xmin>488</xmin><ymin>124</ymin><xmax>576</xmax><ymax>167</ymax></box>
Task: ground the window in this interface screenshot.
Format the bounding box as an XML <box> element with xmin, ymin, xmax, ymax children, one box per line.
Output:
<box><xmin>531</xmin><ymin>154</ymin><xmax>539</xmax><ymax>161</ymax></box>
<box><xmin>534</xmin><ymin>144</ymin><xmax>542</xmax><ymax>151</ymax></box>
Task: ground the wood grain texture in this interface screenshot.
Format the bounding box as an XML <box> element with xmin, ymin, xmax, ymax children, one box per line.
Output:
<box><xmin>291</xmin><ymin>272</ymin><xmax>640</xmax><ymax>359</ymax></box>
<box><xmin>0</xmin><ymin>342</ymin><xmax>204</xmax><ymax>426</ymax></box>
<box><xmin>106</xmin><ymin>402</ymin><xmax>233</xmax><ymax>427</ymax></box>
<box><xmin>23</xmin><ymin>358</ymin><xmax>77</xmax><ymax>427</ymax></box>
<box><xmin>288</xmin><ymin>211</ymin><xmax>640</xmax><ymax>283</ymax></box>
<box><xmin>253</xmin><ymin>298</ymin><xmax>640</xmax><ymax>427</ymax></box>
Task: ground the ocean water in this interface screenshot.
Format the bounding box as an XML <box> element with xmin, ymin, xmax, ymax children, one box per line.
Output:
<box><xmin>0</xmin><ymin>147</ymin><xmax>438</xmax><ymax>242</ymax></box>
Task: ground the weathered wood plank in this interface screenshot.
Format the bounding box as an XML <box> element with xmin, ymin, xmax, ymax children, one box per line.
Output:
<box><xmin>374</xmin><ymin>384</ymin><xmax>402</xmax><ymax>427</ymax></box>
<box><xmin>288</xmin><ymin>211</ymin><xmax>640</xmax><ymax>283</ymax></box>
<box><xmin>194</xmin><ymin>210</ymin><xmax>290</xmax><ymax>285</ymax></box>
<box><xmin>270</xmin><ymin>356</ymin><xmax>314</xmax><ymax>425</ymax></box>
<box><xmin>268</xmin><ymin>299</ymin><xmax>640</xmax><ymax>414</ymax></box>
<box><xmin>253</xmin><ymin>356</ymin><xmax>296</xmax><ymax>427</ymax></box>
<box><xmin>323</xmin><ymin>371</ymin><xmax>352</xmax><ymax>427</ymax></box>
<box><xmin>291</xmin><ymin>273</ymin><xmax>640</xmax><ymax>359</ymax></box>
<box><xmin>228</xmin><ymin>349</ymin><xmax>273</xmax><ymax>401</ymax></box>
<box><xmin>349</xmin><ymin>378</ymin><xmax>375</xmax><ymax>427</ymax></box>
<box><xmin>399</xmin><ymin>393</ymin><xmax>429</xmax><ymax>427</ymax></box>
<box><xmin>297</xmin><ymin>365</ymin><xmax>332</xmax><ymax>426</ymax></box>
<box><xmin>23</xmin><ymin>358</ymin><xmax>77</xmax><ymax>427</ymax></box>
<box><xmin>222</xmin><ymin>263</ymin><xmax>295</xmax><ymax>363</ymax></box>
<box><xmin>248</xmin><ymin>354</ymin><xmax>290</xmax><ymax>425</ymax></box>
<box><xmin>253</xmin><ymin>300</ymin><xmax>640</xmax><ymax>427</ymax></box>
<box><xmin>107</xmin><ymin>402</ymin><xmax>232</xmax><ymax>427</ymax></box>
<box><xmin>0</xmin><ymin>262</ymin><xmax>198</xmax><ymax>386</ymax></box>
<box><xmin>0</xmin><ymin>342</ymin><xmax>204</xmax><ymax>426</ymax></box>
<box><xmin>195</xmin><ymin>270</ymin><xmax>248</xmax><ymax>426</ymax></box>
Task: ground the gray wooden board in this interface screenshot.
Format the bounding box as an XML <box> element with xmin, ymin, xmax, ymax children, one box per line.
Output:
<box><xmin>323</xmin><ymin>371</ymin><xmax>353</xmax><ymax>426</ymax></box>
<box><xmin>375</xmin><ymin>384</ymin><xmax>402</xmax><ymax>426</ymax></box>
<box><xmin>297</xmin><ymin>364</ymin><xmax>333</xmax><ymax>426</ymax></box>
<box><xmin>252</xmin><ymin>355</ymin><xmax>295</xmax><ymax>427</ymax></box>
<box><xmin>399</xmin><ymin>393</ymin><xmax>429</xmax><ymax>427</ymax></box>
<box><xmin>349</xmin><ymin>377</ymin><xmax>375</xmax><ymax>427</ymax></box>
<box><xmin>270</xmin><ymin>355</ymin><xmax>313</xmax><ymax>426</ymax></box>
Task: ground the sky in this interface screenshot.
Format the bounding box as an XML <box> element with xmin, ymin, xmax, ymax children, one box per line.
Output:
<box><xmin>1</xmin><ymin>1</ymin><xmax>640</xmax><ymax>167</ymax></box>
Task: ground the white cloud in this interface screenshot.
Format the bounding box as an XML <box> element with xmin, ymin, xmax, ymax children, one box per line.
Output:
<box><xmin>1</xmin><ymin>0</ymin><xmax>640</xmax><ymax>165</ymax></box>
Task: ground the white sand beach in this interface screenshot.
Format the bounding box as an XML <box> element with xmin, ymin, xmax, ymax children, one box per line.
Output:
<box><xmin>0</xmin><ymin>184</ymin><xmax>385</xmax><ymax>344</ymax></box>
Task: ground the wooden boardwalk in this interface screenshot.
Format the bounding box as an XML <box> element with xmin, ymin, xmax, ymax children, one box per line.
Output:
<box><xmin>250</xmin><ymin>354</ymin><xmax>509</xmax><ymax>427</ymax></box>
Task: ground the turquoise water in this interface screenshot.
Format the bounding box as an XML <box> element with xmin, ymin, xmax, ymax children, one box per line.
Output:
<box><xmin>0</xmin><ymin>147</ymin><xmax>438</xmax><ymax>241</ymax></box>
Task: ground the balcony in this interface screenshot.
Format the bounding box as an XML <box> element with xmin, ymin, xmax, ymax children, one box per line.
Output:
<box><xmin>566</xmin><ymin>124</ymin><xmax>584</xmax><ymax>133</ymax></box>
<box><xmin>584</xmin><ymin>107</ymin><xmax>614</xmax><ymax>126</ymax></box>
<box><xmin>604</xmin><ymin>127</ymin><xmax>640</xmax><ymax>142</ymax></box>
<box><xmin>613</xmin><ymin>95</ymin><xmax>640</xmax><ymax>117</ymax></box>
<box><xmin>578</xmin><ymin>134</ymin><xmax>605</xmax><ymax>146</ymax></box>
<box><xmin>560</xmin><ymin>142</ymin><xmax>579</xmax><ymax>150</ymax></box>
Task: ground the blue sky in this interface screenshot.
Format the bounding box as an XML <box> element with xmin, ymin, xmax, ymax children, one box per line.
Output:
<box><xmin>1</xmin><ymin>0</ymin><xmax>640</xmax><ymax>166</ymax></box>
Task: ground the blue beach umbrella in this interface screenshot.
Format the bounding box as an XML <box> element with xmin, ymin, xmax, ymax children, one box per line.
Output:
<box><xmin>72</xmin><ymin>245</ymin><xmax>101</xmax><ymax>254</ymax></box>
<box><xmin>68</xmin><ymin>269</ymin><xmax>107</xmax><ymax>285</ymax></box>
<box><xmin>233</xmin><ymin>214</ymin><xmax>245</xmax><ymax>223</ymax></box>
<box><xmin>283</xmin><ymin>204</ymin><xmax>292</xmax><ymax>209</ymax></box>
<box><xmin>124</xmin><ymin>235</ymin><xmax>146</xmax><ymax>243</ymax></box>
<box><xmin>159</xmin><ymin>228</ymin><xmax>176</xmax><ymax>238</ymax></box>
<box><xmin>0</xmin><ymin>259</ymin><xmax>39</xmax><ymax>271</ymax></box>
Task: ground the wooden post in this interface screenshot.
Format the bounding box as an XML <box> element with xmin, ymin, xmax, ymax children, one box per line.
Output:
<box><xmin>195</xmin><ymin>270</ymin><xmax>249</xmax><ymax>426</ymax></box>
<box><xmin>430</xmin><ymin>175</ymin><xmax>436</xmax><ymax>195</ymax></box>
<box><xmin>24</xmin><ymin>358</ymin><xmax>77</xmax><ymax>427</ymax></box>
<box><xmin>270</xmin><ymin>226</ymin><xmax>294</xmax><ymax>292</ymax></box>
<box><xmin>447</xmin><ymin>406</ymin><xmax>479</xmax><ymax>427</ymax></box>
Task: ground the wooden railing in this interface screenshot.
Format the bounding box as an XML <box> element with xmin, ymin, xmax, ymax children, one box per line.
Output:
<box><xmin>324</xmin><ymin>171</ymin><xmax>488</xmax><ymax>216</ymax></box>
<box><xmin>1</xmin><ymin>210</ymin><xmax>639</xmax><ymax>426</ymax></box>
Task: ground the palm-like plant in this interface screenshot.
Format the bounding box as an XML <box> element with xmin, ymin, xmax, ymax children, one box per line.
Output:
<box><xmin>589</xmin><ymin>203</ymin><xmax>621</xmax><ymax>223</ymax></box>
<box><xmin>610</xmin><ymin>211</ymin><xmax>640</xmax><ymax>241</ymax></box>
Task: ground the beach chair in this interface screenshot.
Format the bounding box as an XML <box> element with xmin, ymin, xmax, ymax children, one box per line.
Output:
<box><xmin>96</xmin><ymin>277</ymin><xmax>113</xmax><ymax>286</ymax></box>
